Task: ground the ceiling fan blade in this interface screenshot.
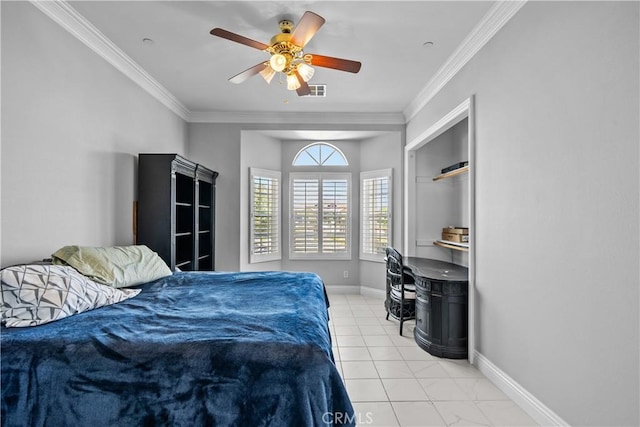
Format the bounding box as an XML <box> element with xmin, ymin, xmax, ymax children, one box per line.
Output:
<box><xmin>290</xmin><ymin>11</ymin><xmax>326</xmax><ymax>48</ymax></box>
<box><xmin>210</xmin><ymin>28</ymin><xmax>269</xmax><ymax>51</ymax></box>
<box><xmin>229</xmin><ymin>63</ymin><xmax>268</xmax><ymax>84</ymax></box>
<box><xmin>308</xmin><ymin>54</ymin><xmax>362</xmax><ymax>73</ymax></box>
<box><xmin>294</xmin><ymin>71</ymin><xmax>311</xmax><ymax>96</ymax></box>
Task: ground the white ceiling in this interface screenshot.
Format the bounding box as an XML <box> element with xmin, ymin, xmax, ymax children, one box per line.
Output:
<box><xmin>67</xmin><ymin>1</ymin><xmax>495</xmax><ymax>116</ymax></box>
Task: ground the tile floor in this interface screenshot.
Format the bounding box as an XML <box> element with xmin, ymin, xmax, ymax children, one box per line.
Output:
<box><xmin>327</xmin><ymin>293</ymin><xmax>538</xmax><ymax>427</ymax></box>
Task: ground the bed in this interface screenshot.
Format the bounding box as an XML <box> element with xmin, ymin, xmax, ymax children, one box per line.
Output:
<box><xmin>1</xmin><ymin>269</ymin><xmax>354</xmax><ymax>426</ymax></box>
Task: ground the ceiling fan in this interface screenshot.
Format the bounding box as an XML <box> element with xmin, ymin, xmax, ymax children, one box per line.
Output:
<box><xmin>210</xmin><ymin>11</ymin><xmax>361</xmax><ymax>96</ymax></box>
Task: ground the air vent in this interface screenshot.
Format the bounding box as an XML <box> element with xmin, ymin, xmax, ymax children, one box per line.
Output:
<box><xmin>305</xmin><ymin>84</ymin><xmax>327</xmax><ymax>97</ymax></box>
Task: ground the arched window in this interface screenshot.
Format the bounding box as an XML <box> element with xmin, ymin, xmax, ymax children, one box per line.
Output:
<box><xmin>290</xmin><ymin>142</ymin><xmax>350</xmax><ymax>259</ymax></box>
<box><xmin>292</xmin><ymin>142</ymin><xmax>348</xmax><ymax>166</ymax></box>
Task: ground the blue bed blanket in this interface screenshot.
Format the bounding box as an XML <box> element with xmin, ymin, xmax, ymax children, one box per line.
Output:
<box><xmin>1</xmin><ymin>271</ymin><xmax>354</xmax><ymax>426</ymax></box>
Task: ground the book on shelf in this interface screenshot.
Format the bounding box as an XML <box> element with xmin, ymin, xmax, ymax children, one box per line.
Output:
<box><xmin>440</xmin><ymin>161</ymin><xmax>468</xmax><ymax>174</ymax></box>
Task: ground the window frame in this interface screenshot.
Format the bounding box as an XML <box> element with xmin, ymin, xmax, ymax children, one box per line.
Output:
<box><xmin>292</xmin><ymin>142</ymin><xmax>349</xmax><ymax>166</ymax></box>
<box><xmin>360</xmin><ymin>168</ymin><xmax>393</xmax><ymax>262</ymax></box>
<box><xmin>249</xmin><ymin>168</ymin><xmax>281</xmax><ymax>264</ymax></box>
<box><xmin>289</xmin><ymin>172</ymin><xmax>352</xmax><ymax>260</ymax></box>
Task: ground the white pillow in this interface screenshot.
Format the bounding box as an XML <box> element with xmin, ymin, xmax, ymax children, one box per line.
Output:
<box><xmin>0</xmin><ymin>264</ymin><xmax>140</xmax><ymax>328</ymax></box>
<box><xmin>51</xmin><ymin>245</ymin><xmax>172</xmax><ymax>288</ymax></box>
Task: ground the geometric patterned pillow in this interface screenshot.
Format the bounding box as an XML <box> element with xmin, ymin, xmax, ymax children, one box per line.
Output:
<box><xmin>0</xmin><ymin>264</ymin><xmax>141</xmax><ymax>328</ymax></box>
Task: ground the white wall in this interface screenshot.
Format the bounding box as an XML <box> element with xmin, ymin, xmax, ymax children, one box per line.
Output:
<box><xmin>240</xmin><ymin>131</ymin><xmax>282</xmax><ymax>271</ymax></box>
<box><xmin>359</xmin><ymin>131</ymin><xmax>404</xmax><ymax>291</ymax></box>
<box><xmin>406</xmin><ymin>2</ymin><xmax>639</xmax><ymax>426</ymax></box>
<box><xmin>188</xmin><ymin>123</ymin><xmax>243</xmax><ymax>271</ymax></box>
<box><xmin>189</xmin><ymin>123</ymin><xmax>404</xmax><ymax>279</ymax></box>
<box><xmin>280</xmin><ymin>140</ymin><xmax>361</xmax><ymax>287</ymax></box>
<box><xmin>1</xmin><ymin>2</ymin><xmax>187</xmax><ymax>267</ymax></box>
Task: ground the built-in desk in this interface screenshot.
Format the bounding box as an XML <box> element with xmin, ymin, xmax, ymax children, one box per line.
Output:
<box><xmin>404</xmin><ymin>258</ymin><xmax>469</xmax><ymax>359</ymax></box>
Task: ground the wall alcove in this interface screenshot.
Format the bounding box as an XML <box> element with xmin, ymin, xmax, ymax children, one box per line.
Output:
<box><xmin>404</xmin><ymin>96</ymin><xmax>476</xmax><ymax>362</ymax></box>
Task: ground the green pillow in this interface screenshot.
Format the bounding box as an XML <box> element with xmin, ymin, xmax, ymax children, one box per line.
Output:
<box><xmin>52</xmin><ymin>245</ymin><xmax>172</xmax><ymax>288</ymax></box>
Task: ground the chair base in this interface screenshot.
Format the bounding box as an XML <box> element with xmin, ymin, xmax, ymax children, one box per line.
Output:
<box><xmin>385</xmin><ymin>299</ymin><xmax>416</xmax><ymax>335</ymax></box>
<box><xmin>385</xmin><ymin>299</ymin><xmax>416</xmax><ymax>320</ymax></box>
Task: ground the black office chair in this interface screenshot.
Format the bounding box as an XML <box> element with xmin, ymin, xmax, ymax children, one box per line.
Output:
<box><xmin>384</xmin><ymin>247</ymin><xmax>416</xmax><ymax>336</ymax></box>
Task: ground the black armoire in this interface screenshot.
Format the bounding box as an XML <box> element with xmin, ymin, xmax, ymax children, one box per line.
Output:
<box><xmin>137</xmin><ymin>154</ymin><xmax>218</xmax><ymax>271</ymax></box>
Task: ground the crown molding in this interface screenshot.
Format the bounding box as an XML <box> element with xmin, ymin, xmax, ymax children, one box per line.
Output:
<box><xmin>403</xmin><ymin>0</ymin><xmax>527</xmax><ymax>123</ymax></box>
<box><xmin>31</xmin><ymin>0</ymin><xmax>525</xmax><ymax>126</ymax></box>
<box><xmin>29</xmin><ymin>0</ymin><xmax>190</xmax><ymax>121</ymax></box>
<box><xmin>188</xmin><ymin>111</ymin><xmax>406</xmax><ymax>126</ymax></box>
<box><xmin>405</xmin><ymin>97</ymin><xmax>471</xmax><ymax>151</ymax></box>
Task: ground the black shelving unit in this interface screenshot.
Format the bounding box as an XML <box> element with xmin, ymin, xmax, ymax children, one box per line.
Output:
<box><xmin>137</xmin><ymin>154</ymin><xmax>218</xmax><ymax>271</ymax></box>
<box><xmin>195</xmin><ymin>164</ymin><xmax>216</xmax><ymax>271</ymax></box>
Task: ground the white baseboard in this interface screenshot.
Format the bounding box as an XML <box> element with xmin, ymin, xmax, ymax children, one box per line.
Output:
<box><xmin>324</xmin><ymin>285</ymin><xmax>361</xmax><ymax>294</ymax></box>
<box><xmin>360</xmin><ymin>286</ymin><xmax>386</xmax><ymax>299</ymax></box>
<box><xmin>473</xmin><ymin>350</ymin><xmax>570</xmax><ymax>427</ymax></box>
<box><xmin>324</xmin><ymin>285</ymin><xmax>385</xmax><ymax>298</ymax></box>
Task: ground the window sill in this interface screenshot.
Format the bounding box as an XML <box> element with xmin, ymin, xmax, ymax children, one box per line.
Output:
<box><xmin>249</xmin><ymin>254</ymin><xmax>282</xmax><ymax>264</ymax></box>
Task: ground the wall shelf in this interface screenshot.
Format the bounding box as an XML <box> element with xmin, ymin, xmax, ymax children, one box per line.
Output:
<box><xmin>434</xmin><ymin>240</ymin><xmax>469</xmax><ymax>252</ymax></box>
<box><xmin>432</xmin><ymin>165</ymin><xmax>469</xmax><ymax>182</ymax></box>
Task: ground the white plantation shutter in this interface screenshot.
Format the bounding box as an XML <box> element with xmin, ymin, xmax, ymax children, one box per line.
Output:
<box><xmin>322</xmin><ymin>179</ymin><xmax>349</xmax><ymax>253</ymax></box>
<box><xmin>250</xmin><ymin>168</ymin><xmax>281</xmax><ymax>263</ymax></box>
<box><xmin>360</xmin><ymin>169</ymin><xmax>392</xmax><ymax>261</ymax></box>
<box><xmin>290</xmin><ymin>173</ymin><xmax>351</xmax><ymax>259</ymax></box>
<box><xmin>292</xmin><ymin>178</ymin><xmax>319</xmax><ymax>254</ymax></box>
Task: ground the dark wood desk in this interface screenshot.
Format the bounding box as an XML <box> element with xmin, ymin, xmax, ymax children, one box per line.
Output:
<box><xmin>404</xmin><ymin>258</ymin><xmax>469</xmax><ymax>359</ymax></box>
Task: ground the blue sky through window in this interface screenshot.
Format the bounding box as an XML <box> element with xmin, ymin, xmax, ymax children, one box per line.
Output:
<box><xmin>293</xmin><ymin>143</ymin><xmax>348</xmax><ymax>166</ymax></box>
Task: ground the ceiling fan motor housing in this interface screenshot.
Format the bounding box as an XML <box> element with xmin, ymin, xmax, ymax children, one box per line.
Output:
<box><xmin>278</xmin><ymin>19</ymin><xmax>294</xmax><ymax>33</ymax></box>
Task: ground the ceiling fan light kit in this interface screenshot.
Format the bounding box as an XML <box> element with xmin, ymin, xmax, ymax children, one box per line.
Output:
<box><xmin>259</xmin><ymin>65</ymin><xmax>276</xmax><ymax>84</ymax></box>
<box><xmin>286</xmin><ymin>73</ymin><xmax>301</xmax><ymax>91</ymax></box>
<box><xmin>269</xmin><ymin>53</ymin><xmax>288</xmax><ymax>72</ymax></box>
<box><xmin>210</xmin><ymin>11</ymin><xmax>361</xmax><ymax>97</ymax></box>
<box><xmin>297</xmin><ymin>62</ymin><xmax>315</xmax><ymax>82</ymax></box>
